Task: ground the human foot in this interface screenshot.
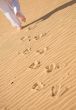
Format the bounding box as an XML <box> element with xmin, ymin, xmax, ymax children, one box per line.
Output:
<box><xmin>16</xmin><ymin>12</ymin><xmax>26</xmax><ymax>22</ymax></box>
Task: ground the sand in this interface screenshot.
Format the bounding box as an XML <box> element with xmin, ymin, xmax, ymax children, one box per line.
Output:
<box><xmin>0</xmin><ymin>0</ymin><xmax>76</xmax><ymax>110</ymax></box>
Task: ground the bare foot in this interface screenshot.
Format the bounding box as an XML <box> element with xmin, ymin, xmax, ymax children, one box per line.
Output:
<box><xmin>16</xmin><ymin>12</ymin><xmax>26</xmax><ymax>22</ymax></box>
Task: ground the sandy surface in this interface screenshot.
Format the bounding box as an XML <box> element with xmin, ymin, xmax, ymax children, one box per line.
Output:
<box><xmin>0</xmin><ymin>0</ymin><xmax>76</xmax><ymax>110</ymax></box>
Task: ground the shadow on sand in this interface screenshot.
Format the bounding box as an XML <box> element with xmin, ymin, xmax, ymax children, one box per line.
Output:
<box><xmin>23</xmin><ymin>0</ymin><xmax>76</xmax><ymax>28</ymax></box>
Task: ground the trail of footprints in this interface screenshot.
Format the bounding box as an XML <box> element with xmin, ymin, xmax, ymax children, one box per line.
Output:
<box><xmin>30</xmin><ymin>62</ymin><xmax>59</xmax><ymax>93</ymax></box>
<box><xmin>0</xmin><ymin>84</ymin><xmax>70</xmax><ymax>110</ymax></box>
<box><xmin>13</xmin><ymin>31</ymin><xmax>71</xmax><ymax>109</ymax></box>
<box><xmin>18</xmin><ymin>46</ymin><xmax>49</xmax><ymax>56</ymax></box>
<box><xmin>2</xmin><ymin>59</ymin><xmax>70</xmax><ymax>109</ymax></box>
<box><xmin>29</xmin><ymin>61</ymin><xmax>60</xmax><ymax>71</ymax></box>
<box><xmin>20</xmin><ymin>32</ymin><xmax>47</xmax><ymax>42</ymax></box>
<box><xmin>19</xmin><ymin>32</ymin><xmax>48</xmax><ymax>55</ymax></box>
<box><xmin>18</xmin><ymin>50</ymin><xmax>69</xmax><ymax>97</ymax></box>
<box><xmin>30</xmin><ymin>61</ymin><xmax>70</xmax><ymax>98</ymax></box>
<box><xmin>31</xmin><ymin>81</ymin><xmax>69</xmax><ymax>98</ymax></box>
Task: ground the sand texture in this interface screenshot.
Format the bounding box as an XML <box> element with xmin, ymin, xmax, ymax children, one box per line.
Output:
<box><xmin>0</xmin><ymin>0</ymin><xmax>76</xmax><ymax>110</ymax></box>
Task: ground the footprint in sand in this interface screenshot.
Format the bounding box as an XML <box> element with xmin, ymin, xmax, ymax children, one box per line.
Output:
<box><xmin>44</xmin><ymin>63</ymin><xmax>60</xmax><ymax>73</ymax></box>
<box><xmin>29</xmin><ymin>61</ymin><xmax>41</xmax><ymax>69</ymax></box>
<box><xmin>44</xmin><ymin>64</ymin><xmax>54</xmax><ymax>73</ymax></box>
<box><xmin>59</xmin><ymin>86</ymin><xmax>69</xmax><ymax>97</ymax></box>
<box><xmin>20</xmin><ymin>36</ymin><xmax>26</xmax><ymax>41</ymax></box>
<box><xmin>31</xmin><ymin>81</ymin><xmax>45</xmax><ymax>92</ymax></box>
<box><xmin>50</xmin><ymin>84</ymin><xmax>70</xmax><ymax>98</ymax></box>
<box><xmin>50</xmin><ymin>85</ymin><xmax>61</xmax><ymax>97</ymax></box>
<box><xmin>36</xmin><ymin>47</ymin><xmax>49</xmax><ymax>55</ymax></box>
<box><xmin>23</xmin><ymin>48</ymin><xmax>32</xmax><ymax>55</ymax></box>
<box><xmin>34</xmin><ymin>32</ymin><xmax>47</xmax><ymax>40</ymax></box>
<box><xmin>20</xmin><ymin>36</ymin><xmax>32</xmax><ymax>42</ymax></box>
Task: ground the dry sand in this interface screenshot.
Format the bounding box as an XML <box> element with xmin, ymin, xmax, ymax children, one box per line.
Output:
<box><xmin>0</xmin><ymin>0</ymin><xmax>76</xmax><ymax>110</ymax></box>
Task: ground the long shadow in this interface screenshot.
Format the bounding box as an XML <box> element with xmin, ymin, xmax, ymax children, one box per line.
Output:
<box><xmin>23</xmin><ymin>0</ymin><xmax>76</xmax><ymax>28</ymax></box>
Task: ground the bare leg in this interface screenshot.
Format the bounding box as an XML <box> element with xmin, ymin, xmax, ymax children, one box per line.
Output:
<box><xmin>0</xmin><ymin>0</ymin><xmax>22</xmax><ymax>29</ymax></box>
<box><xmin>8</xmin><ymin>0</ymin><xmax>26</xmax><ymax>22</ymax></box>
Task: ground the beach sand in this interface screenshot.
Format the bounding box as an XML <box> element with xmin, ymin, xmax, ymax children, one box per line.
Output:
<box><xmin>0</xmin><ymin>0</ymin><xmax>76</xmax><ymax>110</ymax></box>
